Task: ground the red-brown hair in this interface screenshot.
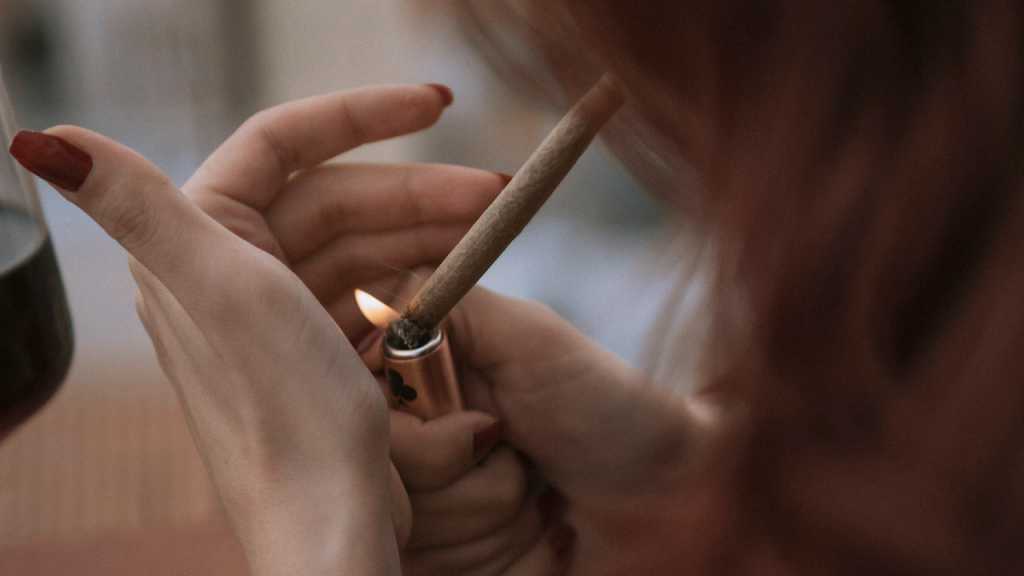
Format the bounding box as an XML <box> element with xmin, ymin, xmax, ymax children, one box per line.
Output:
<box><xmin>449</xmin><ymin>0</ymin><xmax>1024</xmax><ymax>572</ymax></box>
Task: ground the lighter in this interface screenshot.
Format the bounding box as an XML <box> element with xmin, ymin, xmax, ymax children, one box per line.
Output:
<box><xmin>382</xmin><ymin>327</ymin><xmax>462</xmax><ymax>420</ymax></box>
<box><xmin>355</xmin><ymin>289</ymin><xmax>462</xmax><ymax>420</ymax></box>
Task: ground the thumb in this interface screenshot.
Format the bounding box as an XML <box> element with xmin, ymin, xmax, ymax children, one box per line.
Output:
<box><xmin>448</xmin><ymin>287</ymin><xmax>703</xmax><ymax>493</ymax></box>
<box><xmin>9</xmin><ymin>127</ymin><xmax>240</xmax><ymax>301</ymax></box>
<box><xmin>390</xmin><ymin>409</ymin><xmax>505</xmax><ymax>491</ymax></box>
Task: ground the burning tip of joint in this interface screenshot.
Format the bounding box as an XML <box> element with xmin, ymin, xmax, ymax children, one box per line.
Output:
<box><xmin>386</xmin><ymin>317</ymin><xmax>433</xmax><ymax>351</ymax></box>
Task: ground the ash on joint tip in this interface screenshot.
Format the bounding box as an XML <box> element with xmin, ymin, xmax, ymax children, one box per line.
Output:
<box><xmin>386</xmin><ymin>317</ymin><xmax>433</xmax><ymax>350</ymax></box>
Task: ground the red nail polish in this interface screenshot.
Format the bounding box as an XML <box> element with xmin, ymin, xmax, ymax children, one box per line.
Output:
<box><xmin>426</xmin><ymin>84</ymin><xmax>454</xmax><ymax>107</ymax></box>
<box><xmin>538</xmin><ymin>487</ymin><xmax>569</xmax><ymax>527</ymax></box>
<box><xmin>548</xmin><ymin>524</ymin><xmax>576</xmax><ymax>560</ymax></box>
<box><xmin>472</xmin><ymin>419</ymin><xmax>504</xmax><ymax>461</ymax></box>
<box><xmin>355</xmin><ymin>327</ymin><xmax>385</xmax><ymax>355</ymax></box>
<box><xmin>9</xmin><ymin>131</ymin><xmax>93</xmax><ymax>192</ymax></box>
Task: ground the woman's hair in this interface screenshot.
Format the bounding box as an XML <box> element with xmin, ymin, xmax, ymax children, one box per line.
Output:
<box><xmin>446</xmin><ymin>0</ymin><xmax>1024</xmax><ymax>572</ymax></box>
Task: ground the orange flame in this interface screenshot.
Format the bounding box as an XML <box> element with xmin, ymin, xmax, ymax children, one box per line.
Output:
<box><xmin>355</xmin><ymin>289</ymin><xmax>400</xmax><ymax>328</ymax></box>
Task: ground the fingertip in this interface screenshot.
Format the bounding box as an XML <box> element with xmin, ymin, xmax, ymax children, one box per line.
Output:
<box><xmin>425</xmin><ymin>83</ymin><xmax>454</xmax><ymax>108</ymax></box>
<box><xmin>391</xmin><ymin>410</ymin><xmax>502</xmax><ymax>490</ymax></box>
<box><xmin>18</xmin><ymin>127</ymin><xmax>172</xmax><ymax>254</ymax></box>
<box><xmin>10</xmin><ymin>129</ymin><xmax>93</xmax><ymax>193</ymax></box>
<box><xmin>18</xmin><ymin>125</ymin><xmax>235</xmax><ymax>307</ymax></box>
<box><xmin>472</xmin><ymin>418</ymin><xmax>505</xmax><ymax>462</ymax></box>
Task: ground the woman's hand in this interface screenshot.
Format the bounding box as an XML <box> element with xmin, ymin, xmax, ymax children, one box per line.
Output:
<box><xmin>13</xmin><ymin>84</ymin><xmax>508</xmax><ymax>576</ymax></box>
<box><xmin>370</xmin><ymin>272</ymin><xmax>719</xmax><ymax>575</ymax></box>
<box><xmin>182</xmin><ymin>84</ymin><xmax>507</xmax><ymax>344</ymax></box>
<box><xmin>441</xmin><ymin>288</ymin><xmax>721</xmax><ymax>576</ymax></box>
<box><xmin>352</xmin><ymin>274</ymin><xmax>559</xmax><ymax>576</ymax></box>
<box><xmin>368</xmin><ymin>372</ymin><xmax>571</xmax><ymax>576</ymax></box>
<box><xmin>390</xmin><ymin>410</ymin><xmax>561</xmax><ymax>576</ymax></box>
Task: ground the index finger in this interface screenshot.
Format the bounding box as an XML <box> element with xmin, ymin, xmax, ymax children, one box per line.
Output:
<box><xmin>185</xmin><ymin>83</ymin><xmax>454</xmax><ymax>211</ymax></box>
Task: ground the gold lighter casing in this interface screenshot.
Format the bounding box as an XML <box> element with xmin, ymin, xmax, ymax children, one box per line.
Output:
<box><xmin>381</xmin><ymin>328</ymin><xmax>462</xmax><ymax>420</ymax></box>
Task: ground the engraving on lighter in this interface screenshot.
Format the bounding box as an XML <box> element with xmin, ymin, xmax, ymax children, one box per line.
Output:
<box><xmin>381</xmin><ymin>327</ymin><xmax>462</xmax><ymax>420</ymax></box>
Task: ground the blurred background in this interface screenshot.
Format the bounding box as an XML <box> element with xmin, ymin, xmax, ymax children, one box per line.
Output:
<box><xmin>0</xmin><ymin>0</ymin><xmax>674</xmax><ymax>572</ymax></box>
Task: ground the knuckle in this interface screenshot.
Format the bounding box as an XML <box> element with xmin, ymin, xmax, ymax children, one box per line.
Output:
<box><xmin>241</xmin><ymin>108</ymin><xmax>274</xmax><ymax>136</ymax></box>
<box><xmin>401</xmin><ymin>166</ymin><xmax>430</xmax><ymax>226</ymax></box>
<box><xmin>335</xmin><ymin>96</ymin><xmax>366</xmax><ymax>146</ymax></box>
<box><xmin>244</xmin><ymin>110</ymin><xmax>299</xmax><ymax>174</ymax></box>
<box><xmin>100</xmin><ymin>188</ymin><xmax>157</xmax><ymax>252</ymax></box>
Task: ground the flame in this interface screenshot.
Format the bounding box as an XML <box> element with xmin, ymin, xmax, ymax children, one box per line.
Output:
<box><xmin>355</xmin><ymin>289</ymin><xmax>400</xmax><ymax>328</ymax></box>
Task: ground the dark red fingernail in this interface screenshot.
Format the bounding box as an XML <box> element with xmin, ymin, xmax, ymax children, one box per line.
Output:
<box><xmin>426</xmin><ymin>84</ymin><xmax>454</xmax><ymax>107</ymax></box>
<box><xmin>9</xmin><ymin>131</ymin><xmax>93</xmax><ymax>192</ymax></box>
<box><xmin>548</xmin><ymin>524</ymin><xmax>576</xmax><ymax>560</ymax></box>
<box><xmin>355</xmin><ymin>327</ymin><xmax>385</xmax><ymax>355</ymax></box>
<box><xmin>538</xmin><ymin>487</ymin><xmax>568</xmax><ymax>527</ymax></box>
<box><xmin>496</xmin><ymin>172</ymin><xmax>513</xmax><ymax>187</ymax></box>
<box><xmin>472</xmin><ymin>419</ymin><xmax>504</xmax><ymax>461</ymax></box>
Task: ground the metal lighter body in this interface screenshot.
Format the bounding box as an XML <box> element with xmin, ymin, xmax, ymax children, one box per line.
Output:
<box><xmin>382</xmin><ymin>328</ymin><xmax>462</xmax><ymax>420</ymax></box>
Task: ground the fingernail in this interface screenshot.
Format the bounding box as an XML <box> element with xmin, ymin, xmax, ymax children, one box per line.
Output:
<box><xmin>355</xmin><ymin>327</ymin><xmax>385</xmax><ymax>355</ymax></box>
<box><xmin>9</xmin><ymin>130</ymin><xmax>93</xmax><ymax>192</ymax></box>
<box><xmin>548</xmin><ymin>524</ymin><xmax>576</xmax><ymax>560</ymax></box>
<box><xmin>472</xmin><ymin>419</ymin><xmax>504</xmax><ymax>461</ymax></box>
<box><xmin>538</xmin><ymin>487</ymin><xmax>568</xmax><ymax>527</ymax></box>
<box><xmin>496</xmin><ymin>172</ymin><xmax>513</xmax><ymax>187</ymax></box>
<box><xmin>426</xmin><ymin>84</ymin><xmax>454</xmax><ymax>107</ymax></box>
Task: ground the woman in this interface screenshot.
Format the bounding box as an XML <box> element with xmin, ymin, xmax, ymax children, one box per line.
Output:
<box><xmin>10</xmin><ymin>0</ymin><xmax>1024</xmax><ymax>573</ymax></box>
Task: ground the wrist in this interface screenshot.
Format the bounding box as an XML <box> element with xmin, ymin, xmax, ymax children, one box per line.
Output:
<box><xmin>229</xmin><ymin>464</ymin><xmax>400</xmax><ymax>576</ymax></box>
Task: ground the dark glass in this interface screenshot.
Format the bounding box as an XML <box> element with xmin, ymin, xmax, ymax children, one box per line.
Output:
<box><xmin>0</xmin><ymin>207</ymin><xmax>73</xmax><ymax>440</ymax></box>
